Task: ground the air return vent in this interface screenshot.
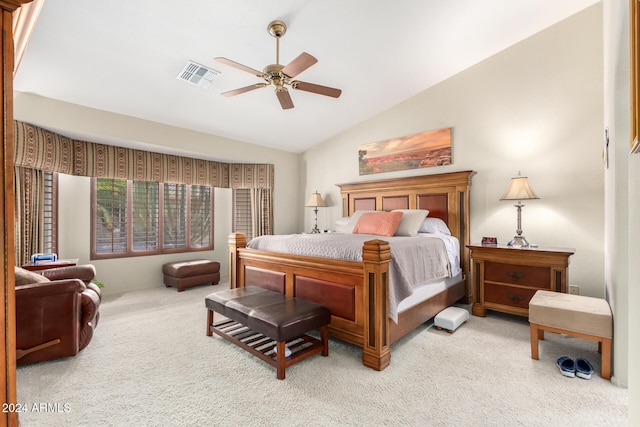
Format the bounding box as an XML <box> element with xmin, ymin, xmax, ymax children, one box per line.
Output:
<box><xmin>177</xmin><ymin>61</ymin><xmax>221</xmax><ymax>88</ymax></box>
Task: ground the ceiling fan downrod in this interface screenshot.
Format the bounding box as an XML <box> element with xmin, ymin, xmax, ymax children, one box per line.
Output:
<box><xmin>268</xmin><ymin>20</ymin><xmax>287</xmax><ymax>66</ymax></box>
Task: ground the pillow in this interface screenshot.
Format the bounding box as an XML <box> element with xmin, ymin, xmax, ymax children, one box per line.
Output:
<box><xmin>392</xmin><ymin>209</ymin><xmax>430</xmax><ymax>236</ymax></box>
<box><xmin>352</xmin><ymin>211</ymin><xmax>403</xmax><ymax>237</ymax></box>
<box><xmin>333</xmin><ymin>217</ymin><xmax>351</xmax><ymax>233</ymax></box>
<box><xmin>418</xmin><ymin>217</ymin><xmax>451</xmax><ymax>235</ymax></box>
<box><xmin>14</xmin><ymin>266</ymin><xmax>50</xmax><ymax>286</ymax></box>
<box><xmin>342</xmin><ymin>210</ymin><xmax>378</xmax><ymax>234</ymax></box>
<box><xmin>334</xmin><ymin>217</ymin><xmax>349</xmax><ymax>226</ymax></box>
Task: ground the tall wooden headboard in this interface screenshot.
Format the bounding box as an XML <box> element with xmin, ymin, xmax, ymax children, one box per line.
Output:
<box><xmin>336</xmin><ymin>170</ymin><xmax>476</xmax><ymax>275</ymax></box>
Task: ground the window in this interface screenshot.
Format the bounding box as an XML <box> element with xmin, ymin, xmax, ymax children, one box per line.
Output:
<box><xmin>133</xmin><ymin>181</ymin><xmax>159</xmax><ymax>251</ymax></box>
<box><xmin>43</xmin><ymin>171</ymin><xmax>58</xmax><ymax>255</ymax></box>
<box><xmin>91</xmin><ymin>178</ymin><xmax>213</xmax><ymax>259</ymax></box>
<box><xmin>233</xmin><ymin>188</ymin><xmax>253</xmax><ymax>240</ymax></box>
<box><xmin>232</xmin><ymin>188</ymin><xmax>273</xmax><ymax>238</ymax></box>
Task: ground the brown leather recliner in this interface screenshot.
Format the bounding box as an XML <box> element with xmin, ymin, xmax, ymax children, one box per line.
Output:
<box><xmin>14</xmin><ymin>264</ymin><xmax>102</xmax><ymax>365</ymax></box>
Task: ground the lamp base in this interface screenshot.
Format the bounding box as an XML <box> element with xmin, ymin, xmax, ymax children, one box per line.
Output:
<box><xmin>507</xmin><ymin>235</ymin><xmax>530</xmax><ymax>248</ymax></box>
<box><xmin>310</xmin><ymin>207</ymin><xmax>321</xmax><ymax>234</ymax></box>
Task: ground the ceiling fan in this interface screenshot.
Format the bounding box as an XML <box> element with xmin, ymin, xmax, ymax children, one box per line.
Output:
<box><xmin>215</xmin><ymin>20</ymin><xmax>342</xmax><ymax>110</ymax></box>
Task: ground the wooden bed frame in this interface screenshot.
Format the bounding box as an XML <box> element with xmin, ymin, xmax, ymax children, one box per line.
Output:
<box><xmin>229</xmin><ymin>170</ymin><xmax>475</xmax><ymax>371</ymax></box>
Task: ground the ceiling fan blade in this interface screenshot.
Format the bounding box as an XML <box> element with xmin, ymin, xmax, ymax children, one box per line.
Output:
<box><xmin>292</xmin><ymin>81</ymin><xmax>342</xmax><ymax>98</ymax></box>
<box><xmin>215</xmin><ymin>57</ymin><xmax>263</xmax><ymax>77</ymax></box>
<box><xmin>276</xmin><ymin>88</ymin><xmax>294</xmax><ymax>109</ymax></box>
<box><xmin>221</xmin><ymin>83</ymin><xmax>267</xmax><ymax>97</ymax></box>
<box><xmin>281</xmin><ymin>52</ymin><xmax>317</xmax><ymax>78</ymax></box>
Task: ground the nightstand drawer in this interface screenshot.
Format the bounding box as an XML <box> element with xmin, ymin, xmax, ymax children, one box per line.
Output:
<box><xmin>484</xmin><ymin>261</ymin><xmax>549</xmax><ymax>288</ymax></box>
<box><xmin>484</xmin><ymin>283</ymin><xmax>538</xmax><ymax>310</ymax></box>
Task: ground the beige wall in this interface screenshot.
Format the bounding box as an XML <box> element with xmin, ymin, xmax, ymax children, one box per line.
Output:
<box><xmin>13</xmin><ymin>93</ymin><xmax>302</xmax><ymax>294</ymax></box>
<box><xmin>603</xmin><ymin>0</ymin><xmax>636</xmax><ymax>412</ymax></box>
<box><xmin>303</xmin><ymin>6</ymin><xmax>604</xmax><ymax>297</ymax></box>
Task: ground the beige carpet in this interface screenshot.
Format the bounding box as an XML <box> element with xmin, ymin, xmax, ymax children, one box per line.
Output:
<box><xmin>16</xmin><ymin>281</ymin><xmax>627</xmax><ymax>426</ymax></box>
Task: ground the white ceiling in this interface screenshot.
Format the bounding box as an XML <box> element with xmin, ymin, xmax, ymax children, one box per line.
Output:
<box><xmin>14</xmin><ymin>0</ymin><xmax>599</xmax><ymax>154</ymax></box>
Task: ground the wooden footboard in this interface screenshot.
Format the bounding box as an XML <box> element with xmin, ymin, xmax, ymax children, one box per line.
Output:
<box><xmin>229</xmin><ymin>232</ymin><xmax>393</xmax><ymax>370</ymax></box>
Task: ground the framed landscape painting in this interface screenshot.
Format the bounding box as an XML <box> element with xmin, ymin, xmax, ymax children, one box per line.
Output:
<box><xmin>358</xmin><ymin>127</ymin><xmax>452</xmax><ymax>175</ymax></box>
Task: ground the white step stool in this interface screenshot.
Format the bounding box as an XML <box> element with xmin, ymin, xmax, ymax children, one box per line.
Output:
<box><xmin>434</xmin><ymin>306</ymin><xmax>469</xmax><ymax>333</ymax></box>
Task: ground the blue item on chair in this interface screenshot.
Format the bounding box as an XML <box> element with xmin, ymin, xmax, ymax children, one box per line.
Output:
<box><xmin>30</xmin><ymin>253</ymin><xmax>57</xmax><ymax>263</ymax></box>
<box><xmin>556</xmin><ymin>356</ymin><xmax>576</xmax><ymax>378</ymax></box>
<box><xmin>576</xmin><ymin>358</ymin><xmax>594</xmax><ymax>379</ymax></box>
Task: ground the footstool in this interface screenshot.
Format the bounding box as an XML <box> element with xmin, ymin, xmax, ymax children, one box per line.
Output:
<box><xmin>529</xmin><ymin>290</ymin><xmax>613</xmax><ymax>380</ymax></box>
<box><xmin>206</xmin><ymin>286</ymin><xmax>331</xmax><ymax>380</ymax></box>
<box><xmin>434</xmin><ymin>306</ymin><xmax>469</xmax><ymax>333</ymax></box>
<box><xmin>163</xmin><ymin>259</ymin><xmax>220</xmax><ymax>292</ymax></box>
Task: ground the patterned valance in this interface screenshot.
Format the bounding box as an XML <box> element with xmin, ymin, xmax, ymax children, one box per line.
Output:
<box><xmin>14</xmin><ymin>121</ymin><xmax>273</xmax><ymax>189</ymax></box>
<box><xmin>229</xmin><ymin>163</ymin><xmax>274</xmax><ymax>189</ymax></box>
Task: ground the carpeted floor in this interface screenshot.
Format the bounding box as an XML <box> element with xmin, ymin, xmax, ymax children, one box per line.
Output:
<box><xmin>16</xmin><ymin>282</ymin><xmax>627</xmax><ymax>426</ymax></box>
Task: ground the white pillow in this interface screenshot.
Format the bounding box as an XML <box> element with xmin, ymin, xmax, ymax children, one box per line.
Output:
<box><xmin>392</xmin><ymin>209</ymin><xmax>430</xmax><ymax>236</ymax></box>
<box><xmin>333</xmin><ymin>217</ymin><xmax>351</xmax><ymax>233</ymax></box>
<box><xmin>334</xmin><ymin>217</ymin><xmax>349</xmax><ymax>226</ymax></box>
<box><xmin>418</xmin><ymin>217</ymin><xmax>451</xmax><ymax>235</ymax></box>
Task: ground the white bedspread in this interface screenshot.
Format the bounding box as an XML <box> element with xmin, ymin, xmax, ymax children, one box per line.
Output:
<box><xmin>246</xmin><ymin>233</ymin><xmax>457</xmax><ymax>322</ymax></box>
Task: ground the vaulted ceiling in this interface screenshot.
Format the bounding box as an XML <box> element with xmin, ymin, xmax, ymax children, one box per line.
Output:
<box><xmin>14</xmin><ymin>0</ymin><xmax>599</xmax><ymax>153</ymax></box>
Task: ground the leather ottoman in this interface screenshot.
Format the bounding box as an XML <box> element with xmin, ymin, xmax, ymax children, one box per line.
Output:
<box><xmin>163</xmin><ymin>259</ymin><xmax>220</xmax><ymax>292</ymax></box>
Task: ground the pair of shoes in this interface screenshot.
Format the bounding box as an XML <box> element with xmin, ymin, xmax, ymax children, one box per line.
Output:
<box><xmin>556</xmin><ymin>356</ymin><xmax>576</xmax><ymax>378</ymax></box>
<box><xmin>576</xmin><ymin>358</ymin><xmax>594</xmax><ymax>379</ymax></box>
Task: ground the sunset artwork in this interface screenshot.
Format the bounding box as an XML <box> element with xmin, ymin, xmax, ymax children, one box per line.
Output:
<box><xmin>358</xmin><ymin>127</ymin><xmax>452</xmax><ymax>175</ymax></box>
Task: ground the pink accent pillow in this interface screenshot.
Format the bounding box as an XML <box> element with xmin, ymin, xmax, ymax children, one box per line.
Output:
<box><xmin>352</xmin><ymin>212</ymin><xmax>403</xmax><ymax>237</ymax></box>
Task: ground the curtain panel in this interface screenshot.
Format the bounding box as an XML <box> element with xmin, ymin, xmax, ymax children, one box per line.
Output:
<box><xmin>14</xmin><ymin>121</ymin><xmax>274</xmax><ymax>189</ymax></box>
<box><xmin>14</xmin><ymin>167</ymin><xmax>45</xmax><ymax>265</ymax></box>
<box><xmin>250</xmin><ymin>188</ymin><xmax>273</xmax><ymax>237</ymax></box>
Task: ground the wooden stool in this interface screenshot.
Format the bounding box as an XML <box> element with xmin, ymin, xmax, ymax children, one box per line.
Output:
<box><xmin>529</xmin><ymin>290</ymin><xmax>612</xmax><ymax>380</ymax></box>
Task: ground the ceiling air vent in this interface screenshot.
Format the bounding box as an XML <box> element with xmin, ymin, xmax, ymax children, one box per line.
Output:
<box><xmin>177</xmin><ymin>61</ymin><xmax>221</xmax><ymax>88</ymax></box>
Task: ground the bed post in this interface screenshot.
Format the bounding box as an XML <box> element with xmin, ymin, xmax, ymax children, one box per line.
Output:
<box><xmin>228</xmin><ymin>232</ymin><xmax>247</xmax><ymax>289</ymax></box>
<box><xmin>361</xmin><ymin>239</ymin><xmax>391</xmax><ymax>371</ymax></box>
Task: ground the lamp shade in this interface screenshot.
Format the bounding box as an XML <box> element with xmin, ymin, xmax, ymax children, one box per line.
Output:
<box><xmin>500</xmin><ymin>176</ymin><xmax>539</xmax><ymax>201</ymax></box>
<box><xmin>305</xmin><ymin>192</ymin><xmax>327</xmax><ymax>207</ymax></box>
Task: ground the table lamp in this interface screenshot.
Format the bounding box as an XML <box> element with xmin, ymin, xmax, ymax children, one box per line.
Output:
<box><xmin>305</xmin><ymin>191</ymin><xmax>327</xmax><ymax>233</ymax></box>
<box><xmin>500</xmin><ymin>172</ymin><xmax>539</xmax><ymax>247</ymax></box>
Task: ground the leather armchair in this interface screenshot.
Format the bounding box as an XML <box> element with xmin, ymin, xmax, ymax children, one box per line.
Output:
<box><xmin>14</xmin><ymin>264</ymin><xmax>101</xmax><ymax>365</ymax></box>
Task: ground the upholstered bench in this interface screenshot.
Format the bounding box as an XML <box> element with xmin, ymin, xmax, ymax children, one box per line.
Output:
<box><xmin>163</xmin><ymin>259</ymin><xmax>220</xmax><ymax>292</ymax></box>
<box><xmin>205</xmin><ymin>286</ymin><xmax>331</xmax><ymax>380</ymax></box>
<box><xmin>529</xmin><ymin>290</ymin><xmax>613</xmax><ymax>380</ymax></box>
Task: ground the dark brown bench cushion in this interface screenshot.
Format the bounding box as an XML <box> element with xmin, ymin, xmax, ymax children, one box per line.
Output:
<box><xmin>206</xmin><ymin>286</ymin><xmax>331</xmax><ymax>342</ymax></box>
<box><xmin>248</xmin><ymin>297</ymin><xmax>331</xmax><ymax>342</ymax></box>
<box><xmin>207</xmin><ymin>286</ymin><xmax>284</xmax><ymax>324</ymax></box>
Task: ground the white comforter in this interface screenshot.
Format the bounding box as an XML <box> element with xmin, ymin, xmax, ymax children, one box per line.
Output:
<box><xmin>246</xmin><ymin>233</ymin><xmax>459</xmax><ymax>322</ymax></box>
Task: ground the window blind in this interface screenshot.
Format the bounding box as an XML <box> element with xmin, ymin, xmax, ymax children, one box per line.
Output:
<box><xmin>132</xmin><ymin>181</ymin><xmax>159</xmax><ymax>251</ymax></box>
<box><xmin>95</xmin><ymin>179</ymin><xmax>127</xmax><ymax>254</ymax></box>
<box><xmin>233</xmin><ymin>188</ymin><xmax>252</xmax><ymax>240</ymax></box>
<box><xmin>42</xmin><ymin>171</ymin><xmax>57</xmax><ymax>255</ymax></box>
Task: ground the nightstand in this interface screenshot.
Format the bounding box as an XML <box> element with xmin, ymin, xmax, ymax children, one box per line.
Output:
<box><xmin>467</xmin><ymin>244</ymin><xmax>575</xmax><ymax>317</ymax></box>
